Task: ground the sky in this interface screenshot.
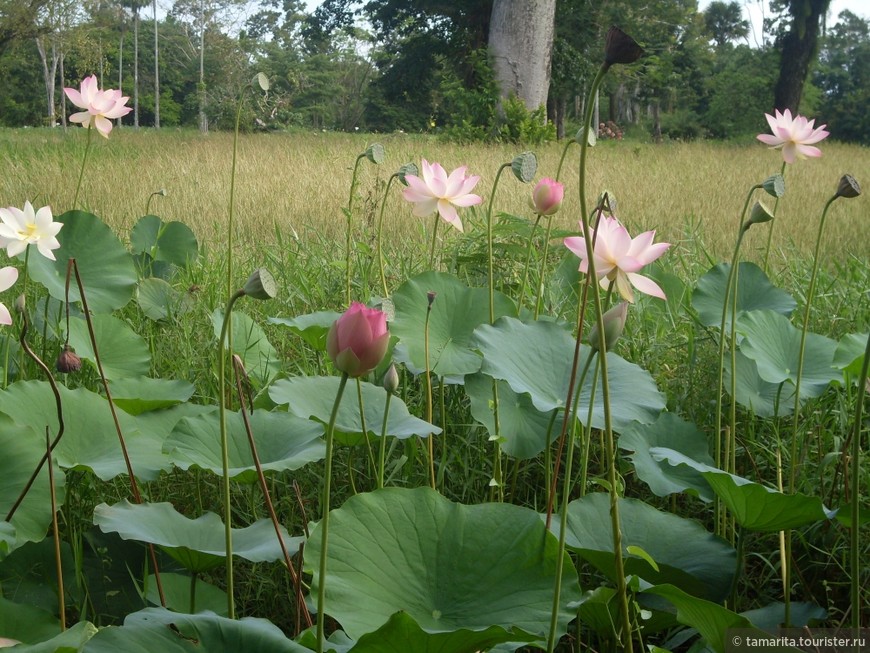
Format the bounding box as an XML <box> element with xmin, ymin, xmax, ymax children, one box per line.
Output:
<box><xmin>697</xmin><ymin>0</ymin><xmax>869</xmax><ymax>48</ymax></box>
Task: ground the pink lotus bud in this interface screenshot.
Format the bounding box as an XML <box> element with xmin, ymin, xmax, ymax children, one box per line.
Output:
<box><xmin>530</xmin><ymin>178</ymin><xmax>565</xmax><ymax>216</ymax></box>
<box><xmin>326</xmin><ymin>302</ymin><xmax>390</xmax><ymax>378</ymax></box>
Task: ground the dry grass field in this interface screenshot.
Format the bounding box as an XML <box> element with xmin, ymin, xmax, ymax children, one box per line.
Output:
<box><xmin>2</xmin><ymin>128</ymin><xmax>867</xmax><ymax>266</ymax></box>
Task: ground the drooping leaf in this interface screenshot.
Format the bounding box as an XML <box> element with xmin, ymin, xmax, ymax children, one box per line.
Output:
<box><xmin>108</xmin><ymin>377</ymin><xmax>196</xmax><ymax>415</ymax></box>
<box><xmin>66</xmin><ymin>314</ymin><xmax>151</xmax><ymax>380</ymax></box>
<box><xmin>741</xmin><ymin>602</ymin><xmax>826</xmax><ymax>629</ymax></box>
<box><xmin>130</xmin><ymin>215</ymin><xmax>199</xmax><ymax>268</ymax></box>
<box><xmin>93</xmin><ymin>501</ymin><xmax>302</xmax><ymax>573</ymax></box>
<box><xmin>465</xmin><ymin>372</ymin><xmax>557</xmax><ymax>459</ymax></box>
<box><xmin>0</xmin><ymin>413</ymin><xmax>66</xmax><ymax>556</ymax></box>
<box><xmin>472</xmin><ymin>317</ymin><xmax>665</xmax><ymax>430</ymax></box>
<box><xmin>27</xmin><ymin>210</ymin><xmax>138</xmax><ymax>313</ymax></box>
<box><xmin>692</xmin><ymin>262</ymin><xmax>796</xmax><ymax>330</ymax></box>
<box><xmin>0</xmin><ymin>381</ymin><xmax>169</xmax><ymax>481</ymax></box>
<box><xmin>270</xmin><ymin>376</ymin><xmax>439</xmax><ymax>443</ymax></box>
<box><xmin>136</xmin><ymin>277</ymin><xmax>193</xmax><ymax>321</ymax></box>
<box><xmin>726</xmin><ymin>350</ymin><xmax>794</xmax><ymax>418</ymax></box>
<box><xmin>4</xmin><ymin>619</ymin><xmax>97</xmax><ymax>652</ymax></box>
<box><xmin>737</xmin><ymin>309</ymin><xmax>841</xmax><ymax>398</ymax></box>
<box><xmin>82</xmin><ymin>608</ymin><xmax>308</xmax><ymax>653</ymax></box>
<box><xmin>268</xmin><ymin>311</ymin><xmax>342</xmax><ymax>351</ymax></box>
<box><xmin>391</xmin><ymin>272</ymin><xmax>516</xmax><ymax>381</ymax></box>
<box><xmin>561</xmin><ymin>493</ymin><xmax>735</xmax><ymax>602</ymax></box>
<box><xmin>211</xmin><ymin>309</ymin><xmax>281</xmax><ymax>386</ymax></box>
<box><xmin>163</xmin><ymin>409</ymin><xmax>324</xmax><ymax>482</ymax></box>
<box><xmin>834</xmin><ymin>332</ymin><xmax>869</xmax><ymax>378</ymax></box>
<box><xmin>305</xmin><ymin>487</ymin><xmax>581</xmax><ymax>643</ymax></box>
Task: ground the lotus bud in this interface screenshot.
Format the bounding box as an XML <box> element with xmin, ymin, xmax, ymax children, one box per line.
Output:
<box><xmin>745</xmin><ymin>201</ymin><xmax>775</xmax><ymax>229</ymax></box>
<box><xmin>588</xmin><ymin>302</ymin><xmax>628</xmax><ymax>353</ymax></box>
<box><xmin>383</xmin><ymin>363</ymin><xmax>399</xmax><ymax>394</ymax></box>
<box><xmin>56</xmin><ymin>344</ymin><xmax>82</xmax><ymax>373</ymax></box>
<box><xmin>14</xmin><ymin>294</ymin><xmax>25</xmax><ymax>314</ymax></box>
<box><xmin>604</xmin><ymin>26</ymin><xmax>644</xmax><ymax>67</ymax></box>
<box><xmin>427</xmin><ymin>291</ymin><xmax>437</xmax><ymax>308</ymax></box>
<box><xmin>835</xmin><ymin>174</ymin><xmax>861</xmax><ymax>199</ymax></box>
<box><xmin>530</xmin><ymin>178</ymin><xmax>565</xmax><ymax>216</ymax></box>
<box><xmin>326</xmin><ymin>302</ymin><xmax>390</xmax><ymax>378</ymax></box>
<box><xmin>365</xmin><ymin>143</ymin><xmax>386</xmax><ymax>165</ymax></box>
<box><xmin>242</xmin><ymin>268</ymin><xmax>278</xmax><ymax>300</ymax></box>
<box><xmin>510</xmin><ymin>151</ymin><xmax>537</xmax><ymax>183</ymax></box>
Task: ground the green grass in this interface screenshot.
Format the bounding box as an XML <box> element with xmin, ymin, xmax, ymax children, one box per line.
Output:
<box><xmin>0</xmin><ymin>126</ymin><xmax>867</xmax><ymax>644</ymax></box>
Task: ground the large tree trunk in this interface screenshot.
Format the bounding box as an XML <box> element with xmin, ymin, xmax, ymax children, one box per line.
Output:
<box><xmin>773</xmin><ymin>0</ymin><xmax>831</xmax><ymax>112</ymax></box>
<box><xmin>36</xmin><ymin>35</ymin><xmax>58</xmax><ymax>126</ymax></box>
<box><xmin>488</xmin><ymin>0</ymin><xmax>556</xmax><ymax>111</ymax></box>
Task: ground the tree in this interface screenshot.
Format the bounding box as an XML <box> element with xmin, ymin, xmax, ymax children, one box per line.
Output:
<box><xmin>153</xmin><ymin>0</ymin><xmax>159</xmax><ymax>127</ymax></box>
<box><xmin>0</xmin><ymin>0</ymin><xmax>47</xmax><ymax>55</ymax></box>
<box><xmin>488</xmin><ymin>0</ymin><xmax>556</xmax><ymax>111</ymax></box>
<box><xmin>772</xmin><ymin>0</ymin><xmax>831</xmax><ymax>112</ymax></box>
<box><xmin>122</xmin><ymin>0</ymin><xmax>148</xmax><ymax>127</ymax></box>
<box><xmin>703</xmin><ymin>1</ymin><xmax>749</xmax><ymax>47</ymax></box>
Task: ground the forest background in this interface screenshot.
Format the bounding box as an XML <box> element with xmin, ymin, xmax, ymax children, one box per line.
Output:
<box><xmin>1</xmin><ymin>0</ymin><xmax>869</xmax><ymax>145</ymax></box>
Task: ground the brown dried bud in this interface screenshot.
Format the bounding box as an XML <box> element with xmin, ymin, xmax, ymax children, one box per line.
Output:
<box><xmin>835</xmin><ymin>174</ymin><xmax>861</xmax><ymax>199</ymax></box>
<box><xmin>604</xmin><ymin>26</ymin><xmax>644</xmax><ymax>66</ymax></box>
<box><xmin>427</xmin><ymin>291</ymin><xmax>437</xmax><ymax>307</ymax></box>
<box><xmin>56</xmin><ymin>344</ymin><xmax>82</xmax><ymax>373</ymax></box>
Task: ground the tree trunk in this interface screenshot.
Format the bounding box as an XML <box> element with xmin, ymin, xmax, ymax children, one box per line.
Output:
<box><xmin>133</xmin><ymin>7</ymin><xmax>139</xmax><ymax>127</ymax></box>
<box><xmin>59</xmin><ymin>46</ymin><xmax>66</xmax><ymax>128</ymax></box>
<box><xmin>773</xmin><ymin>0</ymin><xmax>831</xmax><ymax>112</ymax></box>
<box><xmin>652</xmin><ymin>99</ymin><xmax>661</xmax><ymax>144</ymax></box>
<box><xmin>36</xmin><ymin>35</ymin><xmax>58</xmax><ymax>126</ymax></box>
<box><xmin>153</xmin><ymin>0</ymin><xmax>159</xmax><ymax>128</ymax></box>
<box><xmin>488</xmin><ymin>0</ymin><xmax>557</xmax><ymax>111</ymax></box>
<box><xmin>118</xmin><ymin>30</ymin><xmax>124</xmax><ymax>129</ymax></box>
<box><xmin>198</xmin><ymin>0</ymin><xmax>207</xmax><ymax>133</ymax></box>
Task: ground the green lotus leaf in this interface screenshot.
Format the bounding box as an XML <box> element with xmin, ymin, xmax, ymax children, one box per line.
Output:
<box><xmin>82</xmin><ymin>607</ymin><xmax>308</xmax><ymax>652</ymax></box>
<box><xmin>108</xmin><ymin>377</ymin><xmax>196</xmax><ymax>415</ymax></box>
<box><xmin>465</xmin><ymin>372</ymin><xmax>557</xmax><ymax>459</ymax></box>
<box><xmin>270</xmin><ymin>376</ymin><xmax>439</xmax><ymax>442</ymax></box>
<box><xmin>619</xmin><ymin>413</ymin><xmax>715</xmax><ymax>500</ymax></box>
<box><xmin>0</xmin><ymin>381</ymin><xmax>169</xmax><ymax>481</ymax></box>
<box><xmin>0</xmin><ymin>413</ymin><xmax>66</xmax><ymax>556</ymax></box>
<box><xmin>163</xmin><ymin>409</ymin><xmax>324</xmax><ymax>482</ymax></box>
<box><xmin>305</xmin><ymin>487</ymin><xmax>581</xmax><ymax>643</ymax></box>
<box><xmin>3</xmin><ymin>619</ymin><xmax>97</xmax><ymax>652</ymax></box>
<box><xmin>269</xmin><ymin>311</ymin><xmax>342</xmax><ymax>351</ymax></box>
<box><xmin>561</xmin><ymin>493</ymin><xmax>735</xmax><ymax>602</ymax></box>
<box><xmin>93</xmin><ymin>501</ymin><xmax>302</xmax><ymax>573</ymax></box>
<box><xmin>130</xmin><ymin>215</ymin><xmax>199</xmax><ymax>268</ymax></box>
<box><xmin>211</xmin><ymin>309</ymin><xmax>281</xmax><ymax>386</ymax></box>
<box><xmin>471</xmin><ymin>317</ymin><xmax>665</xmax><ymax>430</ymax></box>
<box><xmin>692</xmin><ymin>262</ymin><xmax>796</xmax><ymax>330</ymax></box>
<box><xmin>391</xmin><ymin>272</ymin><xmax>516</xmax><ymax>381</ymax></box>
<box><xmin>0</xmin><ymin>596</ymin><xmax>60</xmax><ymax>646</ymax></box>
<box><xmin>67</xmin><ymin>313</ymin><xmax>151</xmax><ymax>381</ymax></box>
<box><xmin>737</xmin><ymin>309</ymin><xmax>841</xmax><ymax>398</ymax></box>
<box><xmin>143</xmin><ymin>572</ymin><xmax>228</xmax><ymax>616</ymax></box>
<box><xmin>136</xmin><ymin>277</ymin><xmax>193</xmax><ymax>321</ymax></box>
<box><xmin>726</xmin><ymin>350</ymin><xmax>794</xmax><ymax>417</ymax></box>
<box><xmin>26</xmin><ymin>210</ymin><xmax>138</xmax><ymax>313</ymax></box>
<box><xmin>834</xmin><ymin>331</ymin><xmax>868</xmax><ymax>377</ymax></box>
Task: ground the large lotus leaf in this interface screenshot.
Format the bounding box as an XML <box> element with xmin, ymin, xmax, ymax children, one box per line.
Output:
<box><xmin>26</xmin><ymin>210</ymin><xmax>138</xmax><ymax>313</ymax></box>
<box><xmin>562</xmin><ymin>493</ymin><xmax>735</xmax><ymax>602</ymax></box>
<box><xmin>108</xmin><ymin>377</ymin><xmax>196</xmax><ymax>415</ymax></box>
<box><xmin>269</xmin><ymin>311</ymin><xmax>342</xmax><ymax>351</ymax></box>
<box><xmin>4</xmin><ymin>620</ymin><xmax>97</xmax><ymax>652</ymax></box>
<box><xmin>163</xmin><ymin>409</ymin><xmax>325</xmax><ymax>482</ymax></box>
<box><xmin>0</xmin><ymin>381</ymin><xmax>169</xmax><ymax>481</ymax></box>
<box><xmin>619</xmin><ymin>413</ymin><xmax>715</xmax><ymax>500</ymax></box>
<box><xmin>0</xmin><ymin>539</ymin><xmax>78</xmax><ymax>616</ymax></box>
<box><xmin>82</xmin><ymin>608</ymin><xmax>308</xmax><ymax>653</ymax></box>
<box><xmin>391</xmin><ymin>272</ymin><xmax>517</xmax><ymax>380</ymax></box>
<box><xmin>465</xmin><ymin>372</ymin><xmax>557</xmax><ymax>459</ymax></box>
<box><xmin>93</xmin><ymin>500</ymin><xmax>302</xmax><ymax>573</ymax></box>
<box><xmin>270</xmin><ymin>376</ymin><xmax>439</xmax><ymax>441</ymax></box>
<box><xmin>834</xmin><ymin>332</ymin><xmax>869</xmax><ymax>377</ymax></box>
<box><xmin>130</xmin><ymin>215</ymin><xmax>199</xmax><ymax>268</ymax></box>
<box><xmin>692</xmin><ymin>262</ymin><xmax>796</xmax><ymax>329</ymax></box>
<box><xmin>137</xmin><ymin>277</ymin><xmax>193</xmax><ymax>321</ymax></box>
<box><xmin>144</xmin><ymin>572</ymin><xmax>228</xmax><ymax>616</ymax></box>
<box><xmin>651</xmin><ymin>449</ymin><xmax>835</xmax><ymax>531</ymax></box>
<box><xmin>211</xmin><ymin>309</ymin><xmax>281</xmax><ymax>386</ymax></box>
<box><xmin>305</xmin><ymin>487</ymin><xmax>581</xmax><ymax>643</ymax></box>
<box><xmin>66</xmin><ymin>314</ymin><xmax>151</xmax><ymax>380</ymax></box>
<box><xmin>472</xmin><ymin>317</ymin><xmax>665</xmax><ymax>430</ymax></box>
<box><xmin>726</xmin><ymin>350</ymin><xmax>794</xmax><ymax>418</ymax></box>
<box><xmin>0</xmin><ymin>597</ymin><xmax>59</xmax><ymax>645</ymax></box>
<box><xmin>0</xmin><ymin>414</ymin><xmax>66</xmax><ymax>556</ymax></box>
<box><xmin>346</xmin><ymin>610</ymin><xmax>541</xmax><ymax>653</ymax></box>
<box><xmin>737</xmin><ymin>309</ymin><xmax>841</xmax><ymax>398</ymax></box>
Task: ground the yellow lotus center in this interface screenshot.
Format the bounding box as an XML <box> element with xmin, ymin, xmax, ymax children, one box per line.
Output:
<box><xmin>20</xmin><ymin>223</ymin><xmax>38</xmax><ymax>239</ymax></box>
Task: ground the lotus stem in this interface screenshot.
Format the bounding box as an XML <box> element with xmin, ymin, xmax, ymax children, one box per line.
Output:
<box><xmin>518</xmin><ymin>214</ymin><xmax>544</xmax><ymax>310</ymax></box>
<box><xmin>46</xmin><ymin>428</ymin><xmax>65</xmax><ymax>630</ymax></box>
<box><xmin>424</xmin><ymin>295</ymin><xmax>435</xmax><ymax>489</ymax></box>
<box><xmin>72</xmin><ymin>124</ymin><xmax>93</xmax><ymax>209</ymax></box>
<box><xmin>377</xmin><ymin>393</ymin><xmax>393</xmax><ymax>489</ymax></box>
<box><xmin>761</xmin><ymin>161</ymin><xmax>788</xmax><ymax>273</ymax></box>
<box><xmin>535</xmin><ymin>216</ymin><xmax>555</xmax><ymax>319</ymax></box>
<box><xmin>428</xmin><ymin>214</ymin><xmax>440</xmax><ymax>270</ymax></box>
<box><xmin>316</xmin><ymin>371</ymin><xmax>350</xmax><ymax>653</ymax></box>
<box><xmin>345</xmin><ymin>154</ymin><xmax>366</xmax><ymax>304</ymax></box>
<box><xmin>376</xmin><ymin>173</ymin><xmax>399</xmax><ymax>297</ymax></box>
<box><xmin>850</xmin><ymin>330</ymin><xmax>869</xmax><ymax>627</ymax></box>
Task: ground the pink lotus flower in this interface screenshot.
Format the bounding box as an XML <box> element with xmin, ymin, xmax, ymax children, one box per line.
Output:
<box><xmin>64</xmin><ymin>75</ymin><xmax>132</xmax><ymax>138</ymax></box>
<box><xmin>326</xmin><ymin>302</ymin><xmax>390</xmax><ymax>377</ymax></box>
<box><xmin>0</xmin><ymin>266</ymin><xmax>19</xmax><ymax>326</ymax></box>
<box><xmin>530</xmin><ymin>178</ymin><xmax>564</xmax><ymax>216</ymax></box>
<box><xmin>564</xmin><ymin>216</ymin><xmax>670</xmax><ymax>302</ymax></box>
<box><xmin>0</xmin><ymin>202</ymin><xmax>63</xmax><ymax>261</ymax></box>
<box><xmin>756</xmin><ymin>109</ymin><xmax>829</xmax><ymax>164</ymax></box>
<box><xmin>402</xmin><ymin>159</ymin><xmax>482</xmax><ymax>232</ymax></box>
